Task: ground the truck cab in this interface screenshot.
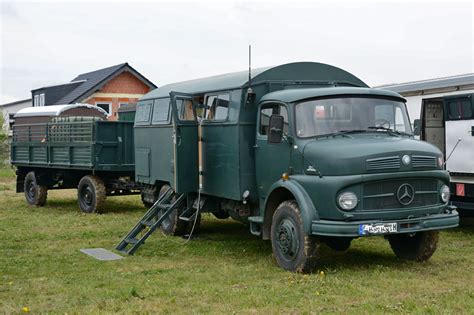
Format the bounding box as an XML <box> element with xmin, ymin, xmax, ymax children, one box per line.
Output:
<box><xmin>127</xmin><ymin>62</ymin><xmax>458</xmax><ymax>272</ymax></box>
<box><xmin>253</xmin><ymin>87</ymin><xmax>458</xmax><ymax>270</ymax></box>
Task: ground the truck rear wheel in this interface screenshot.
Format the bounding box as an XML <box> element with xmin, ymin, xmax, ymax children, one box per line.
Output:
<box><xmin>141</xmin><ymin>185</ymin><xmax>160</xmax><ymax>209</ymax></box>
<box><xmin>388</xmin><ymin>231</ymin><xmax>439</xmax><ymax>262</ymax></box>
<box><xmin>24</xmin><ymin>171</ymin><xmax>48</xmax><ymax>206</ymax></box>
<box><xmin>77</xmin><ymin>175</ymin><xmax>106</xmax><ymax>213</ymax></box>
<box><xmin>158</xmin><ymin>185</ymin><xmax>188</xmax><ymax>236</ymax></box>
<box><xmin>271</xmin><ymin>200</ymin><xmax>320</xmax><ymax>273</ymax></box>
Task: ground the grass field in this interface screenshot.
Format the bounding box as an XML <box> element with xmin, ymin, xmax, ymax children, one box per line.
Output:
<box><xmin>1</xmin><ymin>165</ymin><xmax>474</xmax><ymax>314</ymax></box>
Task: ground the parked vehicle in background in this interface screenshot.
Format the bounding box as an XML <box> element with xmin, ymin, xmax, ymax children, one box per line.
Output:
<box><xmin>10</xmin><ymin>104</ymin><xmax>142</xmax><ymax>213</ymax></box>
<box><xmin>415</xmin><ymin>93</ymin><xmax>474</xmax><ymax>215</ymax></box>
<box><xmin>116</xmin><ymin>62</ymin><xmax>459</xmax><ymax>272</ymax></box>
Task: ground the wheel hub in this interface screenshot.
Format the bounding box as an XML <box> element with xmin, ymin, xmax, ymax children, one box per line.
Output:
<box><xmin>27</xmin><ymin>182</ymin><xmax>36</xmax><ymax>199</ymax></box>
<box><xmin>81</xmin><ymin>186</ymin><xmax>94</xmax><ymax>206</ymax></box>
<box><xmin>277</xmin><ymin>218</ymin><xmax>299</xmax><ymax>260</ymax></box>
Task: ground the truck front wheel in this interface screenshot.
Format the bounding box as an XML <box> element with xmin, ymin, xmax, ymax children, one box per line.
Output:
<box><xmin>77</xmin><ymin>175</ymin><xmax>106</xmax><ymax>213</ymax></box>
<box><xmin>24</xmin><ymin>171</ymin><xmax>48</xmax><ymax>206</ymax></box>
<box><xmin>271</xmin><ymin>200</ymin><xmax>320</xmax><ymax>273</ymax></box>
<box><xmin>387</xmin><ymin>231</ymin><xmax>439</xmax><ymax>262</ymax></box>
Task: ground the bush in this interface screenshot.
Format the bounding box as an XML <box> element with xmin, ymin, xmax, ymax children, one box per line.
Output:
<box><xmin>0</xmin><ymin>115</ymin><xmax>9</xmax><ymax>166</ymax></box>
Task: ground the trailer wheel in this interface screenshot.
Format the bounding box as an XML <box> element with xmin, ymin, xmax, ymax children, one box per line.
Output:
<box><xmin>24</xmin><ymin>171</ymin><xmax>48</xmax><ymax>206</ymax></box>
<box><xmin>271</xmin><ymin>200</ymin><xmax>320</xmax><ymax>273</ymax></box>
<box><xmin>158</xmin><ymin>185</ymin><xmax>187</xmax><ymax>236</ymax></box>
<box><xmin>77</xmin><ymin>175</ymin><xmax>106</xmax><ymax>213</ymax></box>
<box><xmin>388</xmin><ymin>231</ymin><xmax>439</xmax><ymax>262</ymax></box>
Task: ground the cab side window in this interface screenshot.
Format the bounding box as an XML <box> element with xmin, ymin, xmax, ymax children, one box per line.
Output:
<box><xmin>205</xmin><ymin>94</ymin><xmax>229</xmax><ymax>120</ymax></box>
<box><xmin>259</xmin><ymin>104</ymin><xmax>289</xmax><ymax>135</ymax></box>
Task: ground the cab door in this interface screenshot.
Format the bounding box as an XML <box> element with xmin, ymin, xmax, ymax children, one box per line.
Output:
<box><xmin>255</xmin><ymin>102</ymin><xmax>292</xmax><ymax>199</ymax></box>
<box><xmin>170</xmin><ymin>92</ymin><xmax>199</xmax><ymax>193</ymax></box>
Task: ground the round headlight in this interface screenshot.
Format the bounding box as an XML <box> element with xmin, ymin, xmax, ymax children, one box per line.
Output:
<box><xmin>440</xmin><ymin>185</ymin><xmax>450</xmax><ymax>203</ymax></box>
<box><xmin>338</xmin><ymin>192</ymin><xmax>358</xmax><ymax>210</ymax></box>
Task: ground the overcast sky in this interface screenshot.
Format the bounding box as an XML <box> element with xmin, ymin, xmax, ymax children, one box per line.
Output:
<box><xmin>0</xmin><ymin>0</ymin><xmax>473</xmax><ymax>104</ymax></box>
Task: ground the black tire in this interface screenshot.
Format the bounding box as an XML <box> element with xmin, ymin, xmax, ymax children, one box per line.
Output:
<box><xmin>158</xmin><ymin>185</ymin><xmax>188</xmax><ymax>236</ymax></box>
<box><xmin>77</xmin><ymin>175</ymin><xmax>106</xmax><ymax>213</ymax></box>
<box><xmin>388</xmin><ymin>231</ymin><xmax>439</xmax><ymax>262</ymax></box>
<box><xmin>212</xmin><ymin>209</ymin><xmax>230</xmax><ymax>219</ymax></box>
<box><xmin>323</xmin><ymin>237</ymin><xmax>352</xmax><ymax>251</ymax></box>
<box><xmin>141</xmin><ymin>185</ymin><xmax>160</xmax><ymax>209</ymax></box>
<box><xmin>24</xmin><ymin>171</ymin><xmax>48</xmax><ymax>206</ymax></box>
<box><xmin>271</xmin><ymin>200</ymin><xmax>320</xmax><ymax>273</ymax></box>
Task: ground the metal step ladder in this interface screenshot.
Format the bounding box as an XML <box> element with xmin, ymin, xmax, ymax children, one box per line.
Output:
<box><xmin>116</xmin><ymin>187</ymin><xmax>185</xmax><ymax>255</ymax></box>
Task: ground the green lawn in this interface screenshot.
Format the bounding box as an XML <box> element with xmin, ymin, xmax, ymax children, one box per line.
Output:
<box><xmin>1</xmin><ymin>166</ymin><xmax>473</xmax><ymax>313</ymax></box>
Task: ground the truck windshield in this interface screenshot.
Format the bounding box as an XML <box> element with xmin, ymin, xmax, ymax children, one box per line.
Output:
<box><xmin>295</xmin><ymin>97</ymin><xmax>412</xmax><ymax>138</ymax></box>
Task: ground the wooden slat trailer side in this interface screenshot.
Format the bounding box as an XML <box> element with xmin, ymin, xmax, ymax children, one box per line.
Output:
<box><xmin>10</xmin><ymin>104</ymin><xmax>142</xmax><ymax>213</ymax></box>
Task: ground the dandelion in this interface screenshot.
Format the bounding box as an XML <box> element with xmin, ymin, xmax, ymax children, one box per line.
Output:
<box><xmin>22</xmin><ymin>306</ymin><xmax>29</xmax><ymax>313</ymax></box>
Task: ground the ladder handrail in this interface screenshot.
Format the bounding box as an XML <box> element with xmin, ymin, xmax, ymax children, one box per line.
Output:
<box><xmin>115</xmin><ymin>188</ymin><xmax>187</xmax><ymax>255</ymax></box>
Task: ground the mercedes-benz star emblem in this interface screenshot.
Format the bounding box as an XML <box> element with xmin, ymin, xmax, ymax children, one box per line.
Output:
<box><xmin>397</xmin><ymin>183</ymin><xmax>415</xmax><ymax>205</ymax></box>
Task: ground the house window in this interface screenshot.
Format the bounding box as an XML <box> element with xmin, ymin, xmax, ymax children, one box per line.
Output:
<box><xmin>119</xmin><ymin>102</ymin><xmax>128</xmax><ymax>108</ymax></box>
<box><xmin>39</xmin><ymin>93</ymin><xmax>45</xmax><ymax>107</ymax></box>
<box><xmin>34</xmin><ymin>95</ymin><xmax>39</xmax><ymax>107</ymax></box>
<box><xmin>96</xmin><ymin>102</ymin><xmax>112</xmax><ymax>116</ymax></box>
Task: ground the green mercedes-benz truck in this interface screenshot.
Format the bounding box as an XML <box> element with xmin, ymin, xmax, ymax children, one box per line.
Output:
<box><xmin>117</xmin><ymin>62</ymin><xmax>459</xmax><ymax>272</ymax></box>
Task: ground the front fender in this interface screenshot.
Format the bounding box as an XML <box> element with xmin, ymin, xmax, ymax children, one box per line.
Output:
<box><xmin>264</xmin><ymin>179</ymin><xmax>319</xmax><ymax>235</ymax></box>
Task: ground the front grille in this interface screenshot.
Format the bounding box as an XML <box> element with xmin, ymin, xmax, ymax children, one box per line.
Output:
<box><xmin>366</xmin><ymin>156</ymin><xmax>400</xmax><ymax>171</ymax></box>
<box><xmin>362</xmin><ymin>178</ymin><xmax>439</xmax><ymax>210</ymax></box>
<box><xmin>412</xmin><ymin>155</ymin><xmax>437</xmax><ymax>168</ymax></box>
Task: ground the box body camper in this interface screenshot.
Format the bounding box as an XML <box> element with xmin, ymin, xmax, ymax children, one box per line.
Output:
<box><xmin>118</xmin><ymin>62</ymin><xmax>458</xmax><ymax>272</ymax></box>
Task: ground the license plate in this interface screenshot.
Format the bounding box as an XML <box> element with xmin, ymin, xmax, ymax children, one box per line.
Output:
<box><xmin>359</xmin><ymin>223</ymin><xmax>398</xmax><ymax>235</ymax></box>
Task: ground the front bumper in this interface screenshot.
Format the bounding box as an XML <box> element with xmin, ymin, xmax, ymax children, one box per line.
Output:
<box><xmin>311</xmin><ymin>209</ymin><xmax>459</xmax><ymax>237</ymax></box>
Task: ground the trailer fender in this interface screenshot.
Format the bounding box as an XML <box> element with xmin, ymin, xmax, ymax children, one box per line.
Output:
<box><xmin>262</xmin><ymin>179</ymin><xmax>319</xmax><ymax>240</ymax></box>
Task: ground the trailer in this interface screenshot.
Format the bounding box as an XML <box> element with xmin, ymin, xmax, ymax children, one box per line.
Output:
<box><xmin>11</xmin><ymin>104</ymin><xmax>141</xmax><ymax>213</ymax></box>
<box><xmin>116</xmin><ymin>62</ymin><xmax>458</xmax><ymax>272</ymax></box>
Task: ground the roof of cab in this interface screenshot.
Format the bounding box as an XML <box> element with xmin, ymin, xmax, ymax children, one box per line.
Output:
<box><xmin>14</xmin><ymin>103</ymin><xmax>108</xmax><ymax>118</ymax></box>
<box><xmin>141</xmin><ymin>62</ymin><xmax>368</xmax><ymax>100</ymax></box>
<box><xmin>259</xmin><ymin>87</ymin><xmax>405</xmax><ymax>103</ymax></box>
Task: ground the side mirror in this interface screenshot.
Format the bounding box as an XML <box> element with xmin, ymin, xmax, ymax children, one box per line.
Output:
<box><xmin>413</xmin><ymin>119</ymin><xmax>421</xmax><ymax>136</ymax></box>
<box><xmin>268</xmin><ymin>115</ymin><xmax>284</xmax><ymax>143</ymax></box>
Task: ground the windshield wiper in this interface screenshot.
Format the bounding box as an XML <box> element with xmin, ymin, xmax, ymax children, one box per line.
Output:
<box><xmin>315</xmin><ymin>129</ymin><xmax>367</xmax><ymax>139</ymax></box>
<box><xmin>340</xmin><ymin>129</ymin><xmax>367</xmax><ymax>134</ymax></box>
<box><xmin>367</xmin><ymin>126</ymin><xmax>406</xmax><ymax>137</ymax></box>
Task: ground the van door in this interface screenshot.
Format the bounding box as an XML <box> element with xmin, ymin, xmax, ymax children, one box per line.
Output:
<box><xmin>255</xmin><ymin>102</ymin><xmax>291</xmax><ymax>198</ymax></box>
<box><xmin>170</xmin><ymin>92</ymin><xmax>199</xmax><ymax>193</ymax></box>
<box><xmin>421</xmin><ymin>98</ymin><xmax>445</xmax><ymax>154</ymax></box>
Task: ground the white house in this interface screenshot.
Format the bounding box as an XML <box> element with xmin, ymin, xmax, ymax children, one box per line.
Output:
<box><xmin>0</xmin><ymin>99</ymin><xmax>32</xmax><ymax>136</ymax></box>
